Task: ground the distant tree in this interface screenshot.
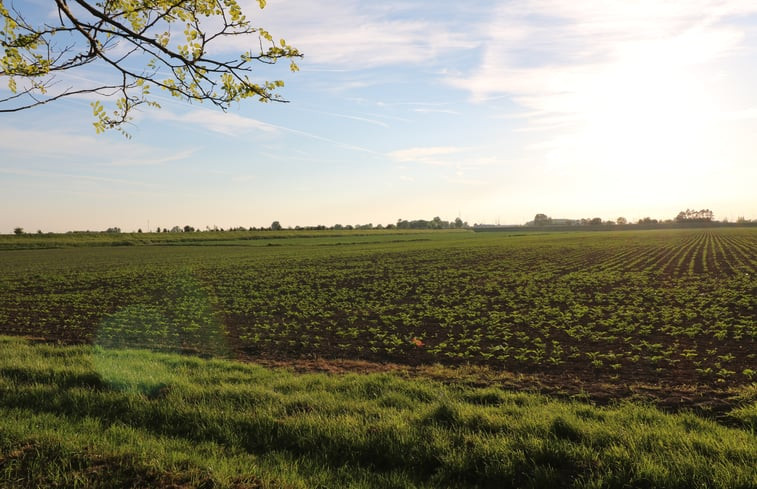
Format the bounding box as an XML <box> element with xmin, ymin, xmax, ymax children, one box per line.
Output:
<box><xmin>533</xmin><ymin>213</ymin><xmax>552</xmax><ymax>226</ymax></box>
<box><xmin>270</xmin><ymin>221</ymin><xmax>282</xmax><ymax>231</ymax></box>
<box><xmin>385</xmin><ymin>223</ymin><xmax>396</xmax><ymax>229</ymax></box>
<box><xmin>396</xmin><ymin>216</ymin><xmax>462</xmax><ymax>229</ymax></box>
<box><xmin>676</xmin><ymin>208</ymin><xmax>714</xmax><ymax>223</ymax></box>
<box><xmin>105</xmin><ymin>227</ymin><xmax>121</xmax><ymax>233</ymax></box>
<box><xmin>13</xmin><ymin>227</ymin><xmax>23</xmax><ymax>235</ymax></box>
<box><xmin>737</xmin><ymin>216</ymin><xmax>749</xmax><ymax>224</ymax></box>
<box><xmin>617</xmin><ymin>217</ymin><xmax>627</xmax><ymax>225</ymax></box>
<box><xmin>333</xmin><ymin>224</ymin><xmax>344</xmax><ymax>230</ymax></box>
<box><xmin>183</xmin><ymin>225</ymin><xmax>195</xmax><ymax>233</ymax></box>
<box><xmin>156</xmin><ymin>227</ymin><xmax>161</xmax><ymax>233</ymax></box>
<box><xmin>589</xmin><ymin>217</ymin><xmax>602</xmax><ymax>225</ymax></box>
<box><xmin>638</xmin><ymin>217</ymin><xmax>658</xmax><ymax>225</ymax></box>
<box><xmin>137</xmin><ymin>228</ymin><xmax>142</xmax><ymax>233</ymax></box>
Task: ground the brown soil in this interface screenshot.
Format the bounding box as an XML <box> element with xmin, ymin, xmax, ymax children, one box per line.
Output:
<box><xmin>11</xmin><ymin>332</ymin><xmax>752</xmax><ymax>425</ymax></box>
<box><xmin>235</xmin><ymin>351</ymin><xmax>750</xmax><ymax>425</ymax></box>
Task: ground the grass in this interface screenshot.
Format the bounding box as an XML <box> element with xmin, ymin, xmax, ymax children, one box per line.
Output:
<box><xmin>0</xmin><ymin>336</ymin><xmax>755</xmax><ymax>488</ymax></box>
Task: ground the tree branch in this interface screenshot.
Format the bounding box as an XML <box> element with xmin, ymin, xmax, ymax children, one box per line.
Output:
<box><xmin>0</xmin><ymin>0</ymin><xmax>302</xmax><ymax>134</ymax></box>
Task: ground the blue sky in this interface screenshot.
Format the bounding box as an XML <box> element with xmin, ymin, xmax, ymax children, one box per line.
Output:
<box><xmin>2</xmin><ymin>0</ymin><xmax>757</xmax><ymax>232</ymax></box>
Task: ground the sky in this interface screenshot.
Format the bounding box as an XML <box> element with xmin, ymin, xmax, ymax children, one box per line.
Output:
<box><xmin>2</xmin><ymin>0</ymin><xmax>757</xmax><ymax>232</ymax></box>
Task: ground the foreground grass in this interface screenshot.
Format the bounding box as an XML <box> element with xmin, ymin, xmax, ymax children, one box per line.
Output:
<box><xmin>0</xmin><ymin>337</ymin><xmax>754</xmax><ymax>489</ymax></box>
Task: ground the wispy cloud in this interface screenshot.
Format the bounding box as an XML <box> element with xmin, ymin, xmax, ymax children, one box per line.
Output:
<box><xmin>444</xmin><ymin>174</ymin><xmax>486</xmax><ymax>186</ymax></box>
<box><xmin>106</xmin><ymin>148</ymin><xmax>199</xmax><ymax>167</ymax></box>
<box><xmin>150</xmin><ymin>108</ymin><xmax>279</xmax><ymax>136</ymax></box>
<box><xmin>388</xmin><ymin>146</ymin><xmax>498</xmax><ymax>169</ymax></box>
<box><xmin>152</xmin><ymin>106</ymin><xmax>381</xmax><ymax>154</ymax></box>
<box><xmin>412</xmin><ymin>108</ymin><xmax>461</xmax><ymax>115</ymax></box>
<box><xmin>444</xmin><ymin>0</ymin><xmax>757</xmax><ymax>177</ymax></box>
<box><xmin>277</xmin><ymin>125</ymin><xmax>381</xmax><ymax>155</ymax></box>
<box><xmin>388</xmin><ymin>146</ymin><xmax>468</xmax><ymax>166</ymax></box>
<box><xmin>241</xmin><ymin>0</ymin><xmax>478</xmax><ymax>69</ymax></box>
<box><xmin>0</xmin><ymin>125</ymin><xmax>193</xmax><ymax>167</ymax></box>
<box><xmin>449</xmin><ymin>1</ymin><xmax>757</xmax><ymax>113</ymax></box>
<box><xmin>0</xmin><ymin>127</ymin><xmax>99</xmax><ymax>158</ymax></box>
<box><xmin>0</xmin><ymin>167</ymin><xmax>155</xmax><ymax>187</ymax></box>
<box><xmin>231</xmin><ymin>174</ymin><xmax>258</xmax><ymax>183</ymax></box>
<box><xmin>293</xmin><ymin>106</ymin><xmax>390</xmax><ymax>128</ymax></box>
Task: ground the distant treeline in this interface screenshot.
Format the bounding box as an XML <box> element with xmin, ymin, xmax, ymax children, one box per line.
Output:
<box><xmin>10</xmin><ymin>217</ymin><xmax>471</xmax><ymax>235</ymax></box>
<box><xmin>10</xmin><ymin>210</ymin><xmax>755</xmax><ymax>236</ymax></box>
<box><xmin>519</xmin><ymin>210</ymin><xmax>753</xmax><ymax>228</ymax></box>
<box><xmin>474</xmin><ymin>211</ymin><xmax>755</xmax><ymax>233</ymax></box>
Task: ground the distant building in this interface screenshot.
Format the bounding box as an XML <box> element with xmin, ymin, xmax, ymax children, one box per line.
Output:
<box><xmin>551</xmin><ymin>219</ymin><xmax>580</xmax><ymax>226</ymax></box>
<box><xmin>524</xmin><ymin>218</ymin><xmax>579</xmax><ymax>226</ymax></box>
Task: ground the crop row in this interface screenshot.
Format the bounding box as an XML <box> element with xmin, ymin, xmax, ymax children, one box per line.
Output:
<box><xmin>0</xmin><ymin>229</ymin><xmax>754</xmax><ymax>385</ymax></box>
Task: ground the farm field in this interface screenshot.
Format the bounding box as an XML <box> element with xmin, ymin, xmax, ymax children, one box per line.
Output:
<box><xmin>1</xmin><ymin>228</ymin><xmax>755</xmax><ymax>409</ymax></box>
<box><xmin>0</xmin><ymin>227</ymin><xmax>756</xmax><ymax>487</ymax></box>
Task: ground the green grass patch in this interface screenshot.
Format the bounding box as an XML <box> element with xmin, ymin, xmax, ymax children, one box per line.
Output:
<box><xmin>0</xmin><ymin>336</ymin><xmax>754</xmax><ymax>488</ymax></box>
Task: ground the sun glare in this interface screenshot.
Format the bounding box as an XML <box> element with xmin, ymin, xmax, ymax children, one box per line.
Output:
<box><xmin>578</xmin><ymin>45</ymin><xmax>721</xmax><ymax>178</ymax></box>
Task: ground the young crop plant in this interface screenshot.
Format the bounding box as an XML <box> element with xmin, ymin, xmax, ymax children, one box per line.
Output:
<box><xmin>0</xmin><ymin>227</ymin><xmax>755</xmax><ymax>387</ymax></box>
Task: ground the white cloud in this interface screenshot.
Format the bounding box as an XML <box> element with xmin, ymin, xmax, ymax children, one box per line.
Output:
<box><xmin>228</xmin><ymin>0</ymin><xmax>478</xmax><ymax>69</ymax></box>
<box><xmin>449</xmin><ymin>0</ymin><xmax>757</xmax><ymax>109</ymax></box>
<box><xmin>150</xmin><ymin>105</ymin><xmax>382</xmax><ymax>155</ymax></box>
<box><xmin>412</xmin><ymin>108</ymin><xmax>461</xmax><ymax>115</ymax></box>
<box><xmin>444</xmin><ymin>174</ymin><xmax>486</xmax><ymax>186</ymax></box>
<box><xmin>0</xmin><ymin>125</ymin><xmax>193</xmax><ymax>167</ymax></box>
<box><xmin>231</xmin><ymin>174</ymin><xmax>258</xmax><ymax>183</ymax></box>
<box><xmin>388</xmin><ymin>146</ymin><xmax>500</xmax><ymax>170</ymax></box>
<box><xmin>444</xmin><ymin>0</ymin><xmax>757</xmax><ymax>183</ymax></box>
<box><xmin>0</xmin><ymin>167</ymin><xmax>154</xmax><ymax>188</ymax></box>
<box><xmin>106</xmin><ymin>148</ymin><xmax>199</xmax><ymax>167</ymax></box>
<box><xmin>294</xmin><ymin>106</ymin><xmax>389</xmax><ymax>127</ymax></box>
<box><xmin>150</xmin><ymin>108</ymin><xmax>278</xmax><ymax>136</ymax></box>
<box><xmin>388</xmin><ymin>146</ymin><xmax>468</xmax><ymax>166</ymax></box>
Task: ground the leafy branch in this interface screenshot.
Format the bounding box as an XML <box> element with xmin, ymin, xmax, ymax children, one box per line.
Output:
<box><xmin>0</xmin><ymin>0</ymin><xmax>301</xmax><ymax>135</ymax></box>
